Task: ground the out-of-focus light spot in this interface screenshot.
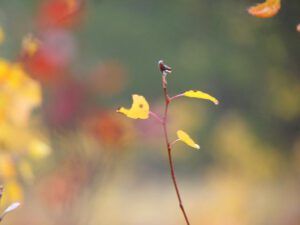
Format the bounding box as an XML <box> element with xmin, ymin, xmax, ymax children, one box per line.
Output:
<box><xmin>28</xmin><ymin>139</ymin><xmax>51</xmax><ymax>160</ymax></box>
<box><xmin>297</xmin><ymin>24</ymin><xmax>300</xmax><ymax>32</ymax></box>
<box><xmin>19</xmin><ymin>160</ymin><xmax>34</xmax><ymax>181</ymax></box>
<box><xmin>22</xmin><ymin>34</ymin><xmax>40</xmax><ymax>57</ymax></box>
<box><xmin>89</xmin><ymin>60</ymin><xmax>128</xmax><ymax>96</ymax></box>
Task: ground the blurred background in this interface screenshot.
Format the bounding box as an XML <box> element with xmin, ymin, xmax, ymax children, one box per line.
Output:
<box><xmin>0</xmin><ymin>0</ymin><xmax>299</xmax><ymax>224</ymax></box>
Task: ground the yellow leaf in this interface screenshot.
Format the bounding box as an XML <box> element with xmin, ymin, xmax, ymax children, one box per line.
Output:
<box><xmin>1</xmin><ymin>180</ymin><xmax>23</xmax><ymax>205</ymax></box>
<box><xmin>0</xmin><ymin>95</ymin><xmax>8</xmax><ymax>122</ymax></box>
<box><xmin>19</xmin><ymin>77</ymin><xmax>42</xmax><ymax>106</ymax></box>
<box><xmin>0</xmin><ymin>59</ymin><xmax>11</xmax><ymax>82</ymax></box>
<box><xmin>177</xmin><ymin>130</ymin><xmax>200</xmax><ymax>150</ymax></box>
<box><xmin>248</xmin><ymin>0</ymin><xmax>281</xmax><ymax>18</ymax></box>
<box><xmin>183</xmin><ymin>90</ymin><xmax>219</xmax><ymax>105</ymax></box>
<box><xmin>0</xmin><ymin>155</ymin><xmax>16</xmax><ymax>179</ymax></box>
<box><xmin>117</xmin><ymin>94</ymin><xmax>150</xmax><ymax>119</ymax></box>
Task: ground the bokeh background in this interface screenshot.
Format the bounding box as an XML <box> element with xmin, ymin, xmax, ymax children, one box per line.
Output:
<box><xmin>0</xmin><ymin>0</ymin><xmax>299</xmax><ymax>224</ymax></box>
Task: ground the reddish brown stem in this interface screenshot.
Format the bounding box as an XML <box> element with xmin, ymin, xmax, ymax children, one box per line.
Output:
<box><xmin>149</xmin><ymin>111</ymin><xmax>163</xmax><ymax>124</ymax></box>
<box><xmin>161</xmin><ymin>76</ymin><xmax>191</xmax><ymax>225</ymax></box>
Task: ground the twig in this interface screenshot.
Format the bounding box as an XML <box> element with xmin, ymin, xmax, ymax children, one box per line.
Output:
<box><xmin>170</xmin><ymin>139</ymin><xmax>180</xmax><ymax>146</ymax></box>
<box><xmin>169</xmin><ymin>93</ymin><xmax>184</xmax><ymax>101</ymax></box>
<box><xmin>161</xmin><ymin>75</ymin><xmax>191</xmax><ymax>225</ymax></box>
<box><xmin>149</xmin><ymin>111</ymin><xmax>163</xmax><ymax>124</ymax></box>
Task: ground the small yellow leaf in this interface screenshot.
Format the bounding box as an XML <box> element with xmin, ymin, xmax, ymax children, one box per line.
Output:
<box><xmin>117</xmin><ymin>94</ymin><xmax>150</xmax><ymax>119</ymax></box>
<box><xmin>177</xmin><ymin>130</ymin><xmax>200</xmax><ymax>150</ymax></box>
<box><xmin>183</xmin><ymin>90</ymin><xmax>219</xmax><ymax>105</ymax></box>
<box><xmin>248</xmin><ymin>0</ymin><xmax>281</xmax><ymax>18</ymax></box>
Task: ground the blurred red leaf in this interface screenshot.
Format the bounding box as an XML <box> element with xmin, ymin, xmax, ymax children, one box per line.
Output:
<box><xmin>23</xmin><ymin>30</ymin><xmax>76</xmax><ymax>84</ymax></box>
<box><xmin>38</xmin><ymin>0</ymin><xmax>84</xmax><ymax>29</ymax></box>
<box><xmin>84</xmin><ymin>111</ymin><xmax>135</xmax><ymax>148</ymax></box>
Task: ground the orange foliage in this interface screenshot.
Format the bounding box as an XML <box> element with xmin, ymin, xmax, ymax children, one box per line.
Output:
<box><xmin>248</xmin><ymin>0</ymin><xmax>281</xmax><ymax>18</ymax></box>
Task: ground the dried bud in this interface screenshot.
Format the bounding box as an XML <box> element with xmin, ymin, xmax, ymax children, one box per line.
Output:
<box><xmin>158</xmin><ymin>60</ymin><xmax>172</xmax><ymax>74</ymax></box>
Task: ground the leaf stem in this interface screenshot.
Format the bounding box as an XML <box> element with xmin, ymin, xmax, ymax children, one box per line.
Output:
<box><xmin>149</xmin><ymin>111</ymin><xmax>163</xmax><ymax>124</ymax></box>
<box><xmin>170</xmin><ymin>139</ymin><xmax>180</xmax><ymax>146</ymax></box>
<box><xmin>161</xmin><ymin>75</ymin><xmax>191</xmax><ymax>225</ymax></box>
<box><xmin>170</xmin><ymin>93</ymin><xmax>184</xmax><ymax>101</ymax></box>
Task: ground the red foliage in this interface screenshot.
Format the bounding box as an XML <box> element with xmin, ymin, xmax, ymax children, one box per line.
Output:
<box><xmin>38</xmin><ymin>0</ymin><xmax>84</xmax><ymax>29</ymax></box>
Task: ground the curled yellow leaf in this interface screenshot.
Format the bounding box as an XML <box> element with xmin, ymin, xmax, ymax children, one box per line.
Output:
<box><xmin>248</xmin><ymin>0</ymin><xmax>281</xmax><ymax>18</ymax></box>
<box><xmin>183</xmin><ymin>90</ymin><xmax>219</xmax><ymax>105</ymax></box>
<box><xmin>117</xmin><ymin>94</ymin><xmax>150</xmax><ymax>119</ymax></box>
<box><xmin>177</xmin><ymin>130</ymin><xmax>200</xmax><ymax>150</ymax></box>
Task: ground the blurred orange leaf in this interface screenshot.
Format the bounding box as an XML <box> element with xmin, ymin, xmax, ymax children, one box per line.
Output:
<box><xmin>248</xmin><ymin>0</ymin><xmax>281</xmax><ymax>18</ymax></box>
